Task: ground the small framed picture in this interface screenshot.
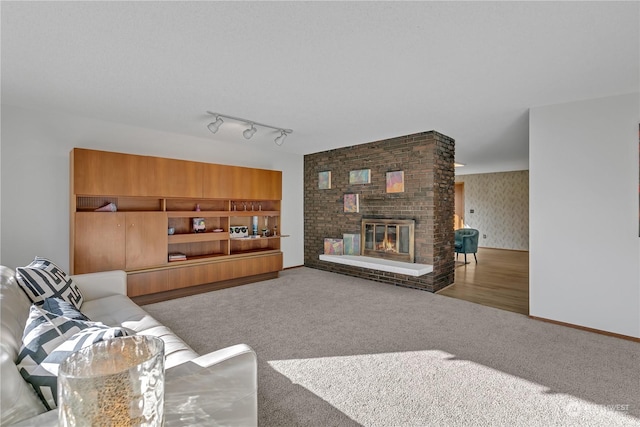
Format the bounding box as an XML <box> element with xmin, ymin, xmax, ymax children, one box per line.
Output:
<box><xmin>349</xmin><ymin>169</ymin><xmax>371</xmax><ymax>185</ymax></box>
<box><xmin>319</xmin><ymin>171</ymin><xmax>332</xmax><ymax>189</ymax></box>
<box><xmin>386</xmin><ymin>171</ymin><xmax>405</xmax><ymax>193</ymax></box>
<box><xmin>343</xmin><ymin>233</ymin><xmax>361</xmax><ymax>255</ymax></box>
<box><xmin>324</xmin><ymin>238</ymin><xmax>344</xmax><ymax>255</ymax></box>
<box><xmin>192</xmin><ymin>217</ymin><xmax>206</xmax><ymax>233</ymax></box>
<box><xmin>343</xmin><ymin>194</ymin><xmax>359</xmax><ymax>213</ymax></box>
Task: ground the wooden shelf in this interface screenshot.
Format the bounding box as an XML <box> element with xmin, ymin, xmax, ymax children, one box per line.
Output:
<box><xmin>229</xmin><ymin>211</ymin><xmax>279</xmax><ymax>217</ymax></box>
<box><xmin>168</xmin><ymin>231</ymin><xmax>229</xmax><ymax>244</ymax></box>
<box><xmin>167</xmin><ymin>211</ymin><xmax>229</xmax><ymax>218</ymax></box>
<box><xmin>229</xmin><ymin>248</ymin><xmax>282</xmax><ymax>257</ymax></box>
<box><xmin>230</xmin><ymin>236</ymin><xmax>281</xmax><ymax>241</ymax></box>
<box><xmin>167</xmin><ymin>253</ymin><xmax>229</xmax><ymax>264</ymax></box>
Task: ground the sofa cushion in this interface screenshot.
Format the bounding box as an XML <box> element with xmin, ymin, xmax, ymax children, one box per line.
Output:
<box><xmin>16</xmin><ymin>257</ymin><xmax>83</xmax><ymax>309</ymax></box>
<box><xmin>40</xmin><ymin>297</ymin><xmax>90</xmax><ymax>321</ymax></box>
<box><xmin>82</xmin><ymin>294</ymin><xmax>199</xmax><ymax>368</ymax></box>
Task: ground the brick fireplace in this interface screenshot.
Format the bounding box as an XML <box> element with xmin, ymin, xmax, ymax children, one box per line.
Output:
<box><xmin>303</xmin><ymin>130</ymin><xmax>455</xmax><ymax>292</ymax></box>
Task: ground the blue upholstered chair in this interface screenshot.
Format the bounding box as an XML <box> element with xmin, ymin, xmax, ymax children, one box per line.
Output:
<box><xmin>454</xmin><ymin>228</ymin><xmax>479</xmax><ymax>264</ymax></box>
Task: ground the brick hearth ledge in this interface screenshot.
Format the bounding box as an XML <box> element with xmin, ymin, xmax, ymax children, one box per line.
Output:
<box><xmin>319</xmin><ymin>255</ymin><xmax>433</xmax><ymax>277</ymax></box>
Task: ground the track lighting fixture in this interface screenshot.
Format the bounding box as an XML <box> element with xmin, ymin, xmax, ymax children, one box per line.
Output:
<box><xmin>207</xmin><ymin>116</ymin><xmax>224</xmax><ymax>134</ymax></box>
<box><xmin>274</xmin><ymin>130</ymin><xmax>287</xmax><ymax>146</ymax></box>
<box><xmin>206</xmin><ymin>111</ymin><xmax>292</xmax><ymax>145</ymax></box>
<box><xmin>243</xmin><ymin>124</ymin><xmax>257</xmax><ymax>140</ymax></box>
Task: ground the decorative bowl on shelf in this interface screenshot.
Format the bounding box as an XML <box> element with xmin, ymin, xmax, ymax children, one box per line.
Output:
<box><xmin>213</xmin><ymin>228</ymin><xmax>224</xmax><ymax>232</ymax></box>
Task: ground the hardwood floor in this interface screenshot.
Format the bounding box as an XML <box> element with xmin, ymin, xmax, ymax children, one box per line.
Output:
<box><xmin>437</xmin><ymin>247</ymin><xmax>529</xmax><ymax>315</ymax></box>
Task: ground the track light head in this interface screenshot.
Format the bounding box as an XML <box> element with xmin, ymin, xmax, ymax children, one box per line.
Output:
<box><xmin>207</xmin><ymin>116</ymin><xmax>224</xmax><ymax>134</ymax></box>
<box><xmin>274</xmin><ymin>130</ymin><xmax>287</xmax><ymax>146</ymax></box>
<box><xmin>243</xmin><ymin>124</ymin><xmax>257</xmax><ymax>140</ymax></box>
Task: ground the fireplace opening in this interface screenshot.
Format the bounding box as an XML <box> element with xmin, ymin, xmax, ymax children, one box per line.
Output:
<box><xmin>361</xmin><ymin>218</ymin><xmax>415</xmax><ymax>263</ymax></box>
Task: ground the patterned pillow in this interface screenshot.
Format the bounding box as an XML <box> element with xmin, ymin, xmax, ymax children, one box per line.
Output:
<box><xmin>16</xmin><ymin>304</ymin><xmax>131</xmax><ymax>410</ymax></box>
<box><xmin>40</xmin><ymin>297</ymin><xmax>90</xmax><ymax>321</ymax></box>
<box><xmin>16</xmin><ymin>257</ymin><xmax>84</xmax><ymax>309</ymax></box>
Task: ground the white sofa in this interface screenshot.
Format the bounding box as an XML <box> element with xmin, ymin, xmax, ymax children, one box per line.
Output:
<box><xmin>0</xmin><ymin>265</ymin><xmax>257</xmax><ymax>426</ymax></box>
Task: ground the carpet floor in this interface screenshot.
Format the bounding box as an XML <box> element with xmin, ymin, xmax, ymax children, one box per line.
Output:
<box><xmin>144</xmin><ymin>267</ymin><xmax>640</xmax><ymax>426</ymax></box>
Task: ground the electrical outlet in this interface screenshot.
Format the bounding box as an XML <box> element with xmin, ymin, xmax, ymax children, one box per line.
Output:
<box><xmin>483</xmin><ymin>234</ymin><xmax>487</xmax><ymax>239</ymax></box>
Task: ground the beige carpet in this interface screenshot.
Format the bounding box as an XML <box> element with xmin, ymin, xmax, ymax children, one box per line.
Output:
<box><xmin>144</xmin><ymin>267</ymin><xmax>640</xmax><ymax>426</ymax></box>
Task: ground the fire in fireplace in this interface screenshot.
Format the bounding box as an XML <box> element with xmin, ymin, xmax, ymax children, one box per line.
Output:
<box><xmin>361</xmin><ymin>218</ymin><xmax>415</xmax><ymax>263</ymax></box>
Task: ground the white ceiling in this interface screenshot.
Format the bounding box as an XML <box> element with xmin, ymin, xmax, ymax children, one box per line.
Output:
<box><xmin>2</xmin><ymin>1</ymin><xmax>638</xmax><ymax>175</ymax></box>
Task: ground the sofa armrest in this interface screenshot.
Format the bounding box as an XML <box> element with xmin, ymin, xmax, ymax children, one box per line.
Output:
<box><xmin>165</xmin><ymin>344</ymin><xmax>258</xmax><ymax>426</ymax></box>
<box><xmin>70</xmin><ymin>270</ymin><xmax>127</xmax><ymax>302</ymax></box>
<box><xmin>190</xmin><ymin>343</ymin><xmax>256</xmax><ymax>369</ymax></box>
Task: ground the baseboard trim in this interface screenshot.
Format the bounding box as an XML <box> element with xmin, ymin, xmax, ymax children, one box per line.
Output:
<box><xmin>478</xmin><ymin>246</ymin><xmax>529</xmax><ymax>252</ymax></box>
<box><xmin>529</xmin><ymin>316</ymin><xmax>640</xmax><ymax>343</ymax></box>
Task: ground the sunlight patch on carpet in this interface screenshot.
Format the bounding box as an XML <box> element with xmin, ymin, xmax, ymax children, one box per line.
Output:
<box><xmin>268</xmin><ymin>350</ymin><xmax>636</xmax><ymax>426</ymax></box>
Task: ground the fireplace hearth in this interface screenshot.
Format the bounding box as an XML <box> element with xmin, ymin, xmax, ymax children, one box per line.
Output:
<box><xmin>361</xmin><ymin>218</ymin><xmax>415</xmax><ymax>263</ymax></box>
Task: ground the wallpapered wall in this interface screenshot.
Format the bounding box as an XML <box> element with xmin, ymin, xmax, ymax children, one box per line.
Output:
<box><xmin>455</xmin><ymin>170</ymin><xmax>529</xmax><ymax>251</ymax></box>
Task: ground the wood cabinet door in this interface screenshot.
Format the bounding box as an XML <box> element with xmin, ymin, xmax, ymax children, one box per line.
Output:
<box><xmin>203</xmin><ymin>164</ymin><xmax>282</xmax><ymax>200</ymax></box>
<box><xmin>202</xmin><ymin>164</ymin><xmax>235</xmax><ymax>199</ymax></box>
<box><xmin>125</xmin><ymin>212</ymin><xmax>168</xmax><ymax>269</ymax></box>
<box><xmin>72</xmin><ymin>148</ymin><xmax>147</xmax><ymax>196</ymax></box>
<box><xmin>74</xmin><ymin>212</ymin><xmax>126</xmax><ymax>274</ymax></box>
<box><xmin>247</xmin><ymin>169</ymin><xmax>282</xmax><ymax>200</ymax></box>
<box><xmin>127</xmin><ymin>270</ymin><xmax>169</xmax><ymax>297</ymax></box>
<box><xmin>147</xmin><ymin>157</ymin><xmax>203</xmax><ymax>198</ymax></box>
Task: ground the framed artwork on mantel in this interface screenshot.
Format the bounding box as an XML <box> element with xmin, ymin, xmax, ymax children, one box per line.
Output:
<box><xmin>324</xmin><ymin>238</ymin><xmax>344</xmax><ymax>255</ymax></box>
<box><xmin>343</xmin><ymin>233</ymin><xmax>361</xmax><ymax>255</ymax></box>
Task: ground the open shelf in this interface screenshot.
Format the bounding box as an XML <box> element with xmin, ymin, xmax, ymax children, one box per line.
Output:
<box><xmin>228</xmin><ymin>210</ymin><xmax>279</xmax><ymax>217</ymax></box>
<box><xmin>167</xmin><ymin>210</ymin><xmax>229</xmax><ymax>218</ymax></box>
<box><xmin>229</xmin><ymin>236</ymin><xmax>281</xmax><ymax>241</ymax></box>
<box><xmin>167</xmin><ymin>253</ymin><xmax>230</xmax><ymax>264</ymax></box>
<box><xmin>168</xmin><ymin>232</ymin><xmax>229</xmax><ymax>244</ymax></box>
<box><xmin>228</xmin><ymin>248</ymin><xmax>282</xmax><ymax>257</ymax></box>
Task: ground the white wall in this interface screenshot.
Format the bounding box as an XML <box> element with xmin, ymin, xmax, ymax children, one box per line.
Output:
<box><xmin>529</xmin><ymin>93</ymin><xmax>640</xmax><ymax>338</ymax></box>
<box><xmin>0</xmin><ymin>104</ymin><xmax>304</xmax><ymax>271</ymax></box>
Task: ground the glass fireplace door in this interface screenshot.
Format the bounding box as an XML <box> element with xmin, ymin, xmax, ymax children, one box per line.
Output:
<box><xmin>361</xmin><ymin>219</ymin><xmax>415</xmax><ymax>262</ymax></box>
